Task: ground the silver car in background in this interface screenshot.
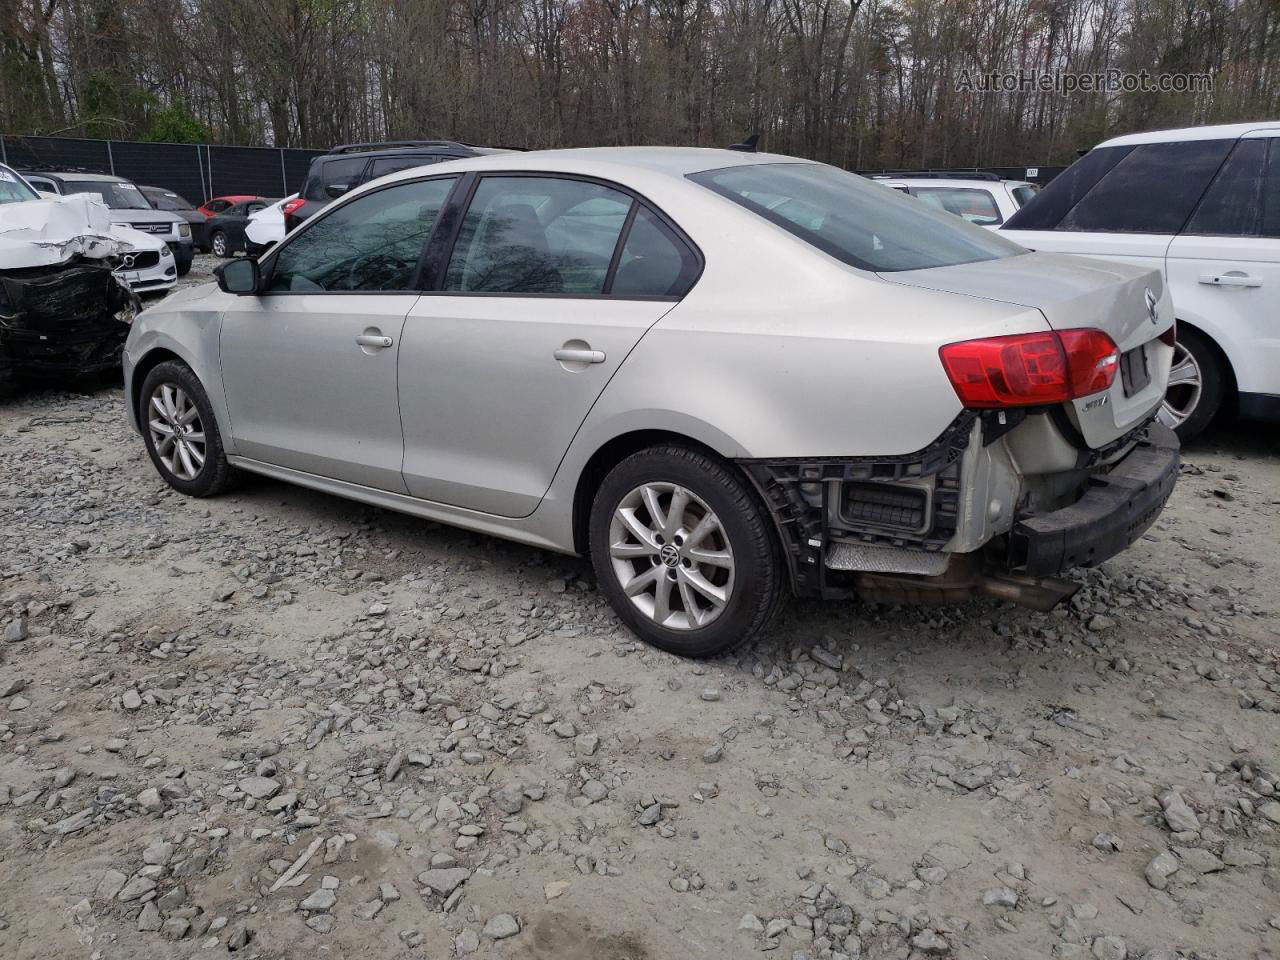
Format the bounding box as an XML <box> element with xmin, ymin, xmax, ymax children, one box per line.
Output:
<box><xmin>123</xmin><ymin>147</ymin><xmax>1178</xmax><ymax>656</ymax></box>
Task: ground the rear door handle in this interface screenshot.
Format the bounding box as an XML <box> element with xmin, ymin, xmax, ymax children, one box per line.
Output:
<box><xmin>1198</xmin><ymin>273</ymin><xmax>1262</xmax><ymax>288</ymax></box>
<box><xmin>554</xmin><ymin>347</ymin><xmax>606</xmax><ymax>364</ymax></box>
<box><xmin>356</xmin><ymin>334</ymin><xmax>393</xmax><ymax>348</ymax></box>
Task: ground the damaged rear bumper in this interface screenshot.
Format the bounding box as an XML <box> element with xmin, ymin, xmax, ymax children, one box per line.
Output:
<box><xmin>1007</xmin><ymin>422</ymin><xmax>1179</xmax><ymax>576</ymax></box>
<box><xmin>741</xmin><ymin>415</ymin><xmax>1178</xmax><ymax>610</ymax></box>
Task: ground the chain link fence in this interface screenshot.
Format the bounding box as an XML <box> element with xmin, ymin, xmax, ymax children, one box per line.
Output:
<box><xmin>1</xmin><ymin>135</ymin><xmax>323</xmax><ymax>204</ymax></box>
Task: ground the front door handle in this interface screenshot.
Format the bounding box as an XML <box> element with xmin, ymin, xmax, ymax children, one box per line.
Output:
<box><xmin>554</xmin><ymin>347</ymin><xmax>606</xmax><ymax>364</ymax></box>
<box><xmin>1198</xmin><ymin>273</ymin><xmax>1262</xmax><ymax>288</ymax></box>
<box><xmin>356</xmin><ymin>333</ymin><xmax>393</xmax><ymax>348</ymax></box>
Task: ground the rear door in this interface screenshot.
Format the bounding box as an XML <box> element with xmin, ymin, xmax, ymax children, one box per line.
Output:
<box><xmin>399</xmin><ymin>173</ymin><xmax>701</xmax><ymax>517</ymax></box>
<box><xmin>219</xmin><ymin>175</ymin><xmax>458</xmax><ymax>490</ymax></box>
<box><xmin>1165</xmin><ymin>130</ymin><xmax>1280</xmax><ymax>407</ymax></box>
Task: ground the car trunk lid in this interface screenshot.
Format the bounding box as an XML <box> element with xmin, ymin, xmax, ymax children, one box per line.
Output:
<box><xmin>879</xmin><ymin>251</ymin><xmax>1173</xmax><ymax>449</ymax></box>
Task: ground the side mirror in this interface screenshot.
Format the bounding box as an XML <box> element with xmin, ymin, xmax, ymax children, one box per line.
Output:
<box><xmin>215</xmin><ymin>257</ymin><xmax>261</xmax><ymax>294</ymax></box>
<box><xmin>325</xmin><ymin>181</ymin><xmax>352</xmax><ymax>199</ymax></box>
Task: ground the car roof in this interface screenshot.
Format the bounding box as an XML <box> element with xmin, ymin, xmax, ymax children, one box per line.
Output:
<box><xmin>1098</xmin><ymin>121</ymin><xmax>1280</xmax><ymax>147</ymax></box>
<box><xmin>373</xmin><ymin>146</ymin><xmax>810</xmax><ymax>188</ymax></box>
<box><xmin>206</xmin><ymin>194</ymin><xmax>258</xmax><ymax>201</ymax></box>
<box><xmin>876</xmin><ymin>177</ymin><xmax>1031</xmax><ymax>189</ymax></box>
<box><xmin>37</xmin><ymin>171</ymin><xmax>130</xmax><ymax>182</ymax></box>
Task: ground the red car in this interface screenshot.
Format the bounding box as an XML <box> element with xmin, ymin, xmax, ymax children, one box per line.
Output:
<box><xmin>196</xmin><ymin>195</ymin><xmax>260</xmax><ymax>218</ymax></box>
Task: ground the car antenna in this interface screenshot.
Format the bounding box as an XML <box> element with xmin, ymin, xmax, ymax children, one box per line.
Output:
<box><xmin>728</xmin><ymin>133</ymin><xmax>760</xmax><ymax>153</ymax></box>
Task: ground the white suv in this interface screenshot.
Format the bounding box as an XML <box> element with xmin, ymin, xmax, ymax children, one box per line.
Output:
<box><xmin>1003</xmin><ymin>122</ymin><xmax>1280</xmax><ymax>438</ymax></box>
<box><xmin>871</xmin><ymin>174</ymin><xmax>1038</xmax><ymax>229</ymax></box>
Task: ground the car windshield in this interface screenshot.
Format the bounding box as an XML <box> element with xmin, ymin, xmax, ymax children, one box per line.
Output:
<box><xmin>689</xmin><ymin>162</ymin><xmax>1023</xmax><ymax>272</ymax></box>
<box><xmin>148</xmin><ymin>191</ymin><xmax>194</xmax><ymax>211</ymax></box>
<box><xmin>61</xmin><ymin>179</ymin><xmax>151</xmax><ymax>210</ymax></box>
<box><xmin>0</xmin><ymin>167</ymin><xmax>39</xmax><ymax>204</ymax></box>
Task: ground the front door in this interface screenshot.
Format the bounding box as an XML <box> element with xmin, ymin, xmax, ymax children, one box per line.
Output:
<box><xmin>399</xmin><ymin>175</ymin><xmax>700</xmax><ymax>517</ymax></box>
<box><xmin>219</xmin><ymin>175</ymin><xmax>459</xmax><ymax>491</ymax></box>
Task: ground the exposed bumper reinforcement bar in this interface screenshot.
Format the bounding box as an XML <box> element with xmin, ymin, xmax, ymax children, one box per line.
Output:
<box><xmin>1007</xmin><ymin>422</ymin><xmax>1179</xmax><ymax>577</ymax></box>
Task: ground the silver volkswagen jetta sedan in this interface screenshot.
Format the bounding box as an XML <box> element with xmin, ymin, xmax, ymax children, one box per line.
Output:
<box><xmin>124</xmin><ymin>147</ymin><xmax>1178</xmax><ymax>656</ymax></box>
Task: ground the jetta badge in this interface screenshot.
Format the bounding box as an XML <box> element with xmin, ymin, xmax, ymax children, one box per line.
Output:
<box><xmin>1144</xmin><ymin>287</ymin><xmax>1159</xmax><ymax>324</ymax></box>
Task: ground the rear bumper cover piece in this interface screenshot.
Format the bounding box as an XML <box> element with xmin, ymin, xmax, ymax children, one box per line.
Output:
<box><xmin>1007</xmin><ymin>422</ymin><xmax>1179</xmax><ymax>576</ymax></box>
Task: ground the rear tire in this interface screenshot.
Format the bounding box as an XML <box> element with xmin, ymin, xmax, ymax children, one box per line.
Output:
<box><xmin>210</xmin><ymin>230</ymin><xmax>229</xmax><ymax>258</ymax></box>
<box><xmin>589</xmin><ymin>445</ymin><xmax>785</xmax><ymax>657</ymax></box>
<box><xmin>139</xmin><ymin>361</ymin><xmax>236</xmax><ymax>497</ymax></box>
<box><xmin>1161</xmin><ymin>326</ymin><xmax>1225</xmax><ymax>442</ymax></box>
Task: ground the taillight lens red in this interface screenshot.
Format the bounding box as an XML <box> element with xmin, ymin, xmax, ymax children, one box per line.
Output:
<box><xmin>939</xmin><ymin>329</ymin><xmax>1119</xmax><ymax>408</ymax></box>
<box><xmin>282</xmin><ymin>198</ymin><xmax>305</xmax><ymax>218</ymax></box>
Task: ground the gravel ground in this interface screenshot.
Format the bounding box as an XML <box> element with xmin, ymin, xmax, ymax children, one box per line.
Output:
<box><xmin>1</xmin><ymin>257</ymin><xmax>1279</xmax><ymax>960</ymax></box>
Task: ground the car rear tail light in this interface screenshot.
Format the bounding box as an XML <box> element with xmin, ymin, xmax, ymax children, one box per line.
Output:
<box><xmin>939</xmin><ymin>329</ymin><xmax>1119</xmax><ymax>408</ymax></box>
<box><xmin>1158</xmin><ymin>319</ymin><xmax>1177</xmax><ymax>347</ymax></box>
<box><xmin>282</xmin><ymin>198</ymin><xmax>305</xmax><ymax>218</ymax></box>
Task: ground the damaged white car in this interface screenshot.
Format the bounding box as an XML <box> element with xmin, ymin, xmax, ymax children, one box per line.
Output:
<box><xmin>1</xmin><ymin>166</ymin><xmax>142</xmax><ymax>381</ymax></box>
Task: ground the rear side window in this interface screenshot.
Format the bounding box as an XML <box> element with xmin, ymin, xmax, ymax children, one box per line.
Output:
<box><xmin>910</xmin><ymin>187</ymin><xmax>1002</xmax><ymax>226</ymax></box>
<box><xmin>1264</xmin><ymin>140</ymin><xmax>1280</xmax><ymax>238</ymax></box>
<box><xmin>612</xmin><ymin>207</ymin><xmax>700</xmax><ymax>297</ymax></box>
<box><xmin>1183</xmin><ymin>139</ymin><xmax>1266</xmax><ymax>237</ymax></box>
<box><xmin>1058</xmin><ymin>139</ymin><xmax>1234</xmax><ymax>234</ymax></box>
<box><xmin>1003</xmin><ymin>146</ymin><xmax>1132</xmax><ymax>230</ymax></box>
<box><xmin>204</xmin><ymin>199</ymin><xmax>230</xmax><ymax>213</ymax></box>
<box><xmin>305</xmin><ymin>156</ymin><xmax>367</xmax><ymax>200</ymax></box>
<box><xmin>691</xmin><ymin>162</ymin><xmax>1022</xmax><ymax>272</ymax></box>
<box><xmin>268</xmin><ymin>176</ymin><xmax>456</xmax><ymax>292</ymax></box>
<box><xmin>1011</xmin><ymin>185</ymin><xmax>1037</xmax><ymax>207</ymax></box>
<box><xmin>444</xmin><ymin>177</ymin><xmax>633</xmax><ymax>294</ymax></box>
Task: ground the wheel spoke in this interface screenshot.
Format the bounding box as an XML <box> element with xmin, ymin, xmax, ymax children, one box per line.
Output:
<box><xmin>686</xmin><ymin>547</ymin><xmax>732</xmax><ymax>568</ymax></box>
<box><xmin>663</xmin><ymin>486</ymin><xmax>690</xmax><ymax>536</ymax></box>
<box><xmin>184</xmin><ymin>430</ymin><xmax>205</xmax><ymax>444</ymax></box>
<box><xmin>622</xmin><ymin>565</ymin><xmax>662</xmax><ymax>597</ymax></box>
<box><xmin>1168</xmin><ymin>357</ymin><xmax>1199</xmax><ymax>388</ymax></box>
<box><xmin>149</xmin><ymin>419</ymin><xmax>174</xmax><ymax>436</ymax></box>
<box><xmin>684</xmin><ymin>511</ymin><xmax>720</xmax><ymax>548</ymax></box>
<box><xmin>1155</xmin><ymin>402</ymin><xmax>1180</xmax><ymax>428</ymax></box>
<box><xmin>652</xmin><ymin>573</ymin><xmax>673</xmax><ymax>624</ymax></box>
<box><xmin>610</xmin><ymin>541</ymin><xmax>656</xmax><ymax>560</ymax></box>
<box><xmin>678</xmin><ymin>578</ymin><xmax>703</xmax><ymax>627</ymax></box>
<box><xmin>680</xmin><ymin>566</ymin><xmax>727</xmax><ymax>608</ymax></box>
<box><xmin>177</xmin><ymin>443</ymin><xmax>197</xmax><ymax>478</ymax></box>
<box><xmin>178</xmin><ymin>403</ymin><xmax>200</xmax><ymax>426</ymax></box>
<box><xmin>617</xmin><ymin>507</ymin><xmax>658</xmax><ymax>548</ymax></box>
<box><xmin>186</xmin><ymin>443</ymin><xmax>206</xmax><ymax>467</ymax></box>
<box><xmin>640</xmin><ymin>485</ymin><xmax>666</xmax><ymax>531</ymax></box>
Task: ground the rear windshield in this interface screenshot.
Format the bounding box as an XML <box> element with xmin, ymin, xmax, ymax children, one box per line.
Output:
<box><xmin>689</xmin><ymin>162</ymin><xmax>1022</xmax><ymax>272</ymax></box>
<box><xmin>148</xmin><ymin>190</ymin><xmax>194</xmax><ymax>211</ymax></box>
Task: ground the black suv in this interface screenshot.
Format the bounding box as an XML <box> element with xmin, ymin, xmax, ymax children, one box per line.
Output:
<box><xmin>284</xmin><ymin>140</ymin><xmax>511</xmax><ymax>232</ymax></box>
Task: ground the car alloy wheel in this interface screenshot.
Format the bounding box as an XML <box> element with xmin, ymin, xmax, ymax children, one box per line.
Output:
<box><xmin>1156</xmin><ymin>341</ymin><xmax>1202</xmax><ymax>431</ymax></box>
<box><xmin>147</xmin><ymin>383</ymin><xmax>207</xmax><ymax>481</ymax></box>
<box><xmin>211</xmin><ymin>232</ymin><xmax>227</xmax><ymax>257</ymax></box>
<box><xmin>608</xmin><ymin>481</ymin><xmax>736</xmax><ymax>630</ymax></box>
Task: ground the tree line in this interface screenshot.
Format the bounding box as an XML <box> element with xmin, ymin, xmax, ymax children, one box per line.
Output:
<box><xmin>2</xmin><ymin>0</ymin><xmax>1277</xmax><ymax>169</ymax></box>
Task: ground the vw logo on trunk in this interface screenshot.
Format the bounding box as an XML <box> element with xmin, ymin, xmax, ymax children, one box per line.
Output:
<box><xmin>1144</xmin><ymin>287</ymin><xmax>1159</xmax><ymax>324</ymax></box>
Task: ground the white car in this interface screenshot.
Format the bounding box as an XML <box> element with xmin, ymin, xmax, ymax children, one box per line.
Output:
<box><xmin>1002</xmin><ymin>121</ymin><xmax>1280</xmax><ymax>438</ymax></box>
<box><xmin>124</xmin><ymin>147</ymin><xmax>1177</xmax><ymax>656</ymax></box>
<box><xmin>8</xmin><ymin>166</ymin><xmax>176</xmax><ymax>293</ymax></box>
<box><xmin>244</xmin><ymin>194</ymin><xmax>293</xmax><ymax>255</ymax></box>
<box><xmin>870</xmin><ymin>175</ymin><xmax>1038</xmax><ymax>229</ymax></box>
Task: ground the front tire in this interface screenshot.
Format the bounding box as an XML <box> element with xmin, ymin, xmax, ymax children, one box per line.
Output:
<box><xmin>139</xmin><ymin>361</ymin><xmax>236</xmax><ymax>497</ymax></box>
<box><xmin>589</xmin><ymin>445</ymin><xmax>785</xmax><ymax>657</ymax></box>
<box><xmin>1159</xmin><ymin>326</ymin><xmax>1225</xmax><ymax>442</ymax></box>
<box><xmin>210</xmin><ymin>230</ymin><xmax>229</xmax><ymax>258</ymax></box>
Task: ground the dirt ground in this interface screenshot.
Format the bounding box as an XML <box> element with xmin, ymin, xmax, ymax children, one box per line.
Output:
<box><xmin>1</xmin><ymin>258</ymin><xmax>1278</xmax><ymax>960</ymax></box>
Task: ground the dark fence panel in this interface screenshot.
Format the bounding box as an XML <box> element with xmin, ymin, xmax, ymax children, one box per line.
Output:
<box><xmin>0</xmin><ymin>135</ymin><xmax>323</xmax><ymax>204</ymax></box>
<box><xmin>110</xmin><ymin>139</ymin><xmax>206</xmax><ymax>202</ymax></box>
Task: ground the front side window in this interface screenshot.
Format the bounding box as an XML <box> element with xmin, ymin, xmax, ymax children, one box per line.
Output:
<box><xmin>205</xmin><ymin>199</ymin><xmax>230</xmax><ymax>213</ymax></box>
<box><xmin>0</xmin><ymin>167</ymin><xmax>39</xmax><ymax>204</ymax></box>
<box><xmin>61</xmin><ymin>179</ymin><xmax>150</xmax><ymax>210</ymax></box>
<box><xmin>444</xmin><ymin>177</ymin><xmax>633</xmax><ymax>294</ymax></box>
<box><xmin>1057</xmin><ymin>139</ymin><xmax>1234</xmax><ymax>234</ymax></box>
<box><xmin>690</xmin><ymin>162</ymin><xmax>1022</xmax><ymax>272</ymax></box>
<box><xmin>267</xmin><ymin>176</ymin><xmax>456</xmax><ymax>292</ymax></box>
<box><xmin>1183</xmin><ymin>138</ymin><xmax>1266</xmax><ymax>237</ymax></box>
<box><xmin>911</xmin><ymin>187</ymin><xmax>1002</xmax><ymax>225</ymax></box>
